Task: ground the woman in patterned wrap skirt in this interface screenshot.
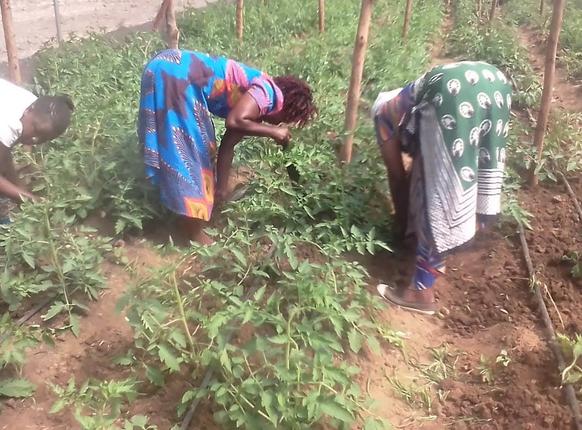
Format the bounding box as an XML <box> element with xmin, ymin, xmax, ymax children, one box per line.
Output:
<box><xmin>138</xmin><ymin>49</ymin><xmax>316</xmax><ymax>245</ymax></box>
<box><xmin>372</xmin><ymin>61</ymin><xmax>512</xmax><ymax>315</ymax></box>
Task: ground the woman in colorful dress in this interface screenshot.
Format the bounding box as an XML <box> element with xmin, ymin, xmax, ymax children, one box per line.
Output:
<box><xmin>138</xmin><ymin>49</ymin><xmax>316</xmax><ymax>244</ymax></box>
<box><xmin>372</xmin><ymin>61</ymin><xmax>512</xmax><ymax>315</ymax></box>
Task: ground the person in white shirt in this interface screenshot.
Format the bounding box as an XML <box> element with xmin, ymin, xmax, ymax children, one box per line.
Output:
<box><xmin>0</xmin><ymin>79</ymin><xmax>74</xmax><ymax>221</ymax></box>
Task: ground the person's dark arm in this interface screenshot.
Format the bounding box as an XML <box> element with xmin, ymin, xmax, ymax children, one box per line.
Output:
<box><xmin>0</xmin><ymin>145</ymin><xmax>35</xmax><ymax>202</ymax></box>
<box><xmin>225</xmin><ymin>93</ymin><xmax>290</xmax><ymax>146</ymax></box>
<box><xmin>378</xmin><ymin>135</ymin><xmax>409</xmax><ymax>237</ymax></box>
<box><xmin>215</xmin><ymin>129</ymin><xmax>244</xmax><ymax>203</ymax></box>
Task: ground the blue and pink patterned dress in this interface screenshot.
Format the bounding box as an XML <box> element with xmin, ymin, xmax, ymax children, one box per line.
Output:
<box><xmin>138</xmin><ymin>49</ymin><xmax>283</xmax><ymax>221</ymax></box>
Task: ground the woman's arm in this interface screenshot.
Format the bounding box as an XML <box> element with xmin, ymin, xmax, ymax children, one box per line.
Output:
<box><xmin>0</xmin><ymin>146</ymin><xmax>35</xmax><ymax>202</ymax></box>
<box><xmin>225</xmin><ymin>93</ymin><xmax>290</xmax><ymax>146</ymax></box>
<box><xmin>215</xmin><ymin>129</ymin><xmax>244</xmax><ymax>203</ymax></box>
<box><xmin>378</xmin><ymin>135</ymin><xmax>409</xmax><ymax>237</ymax></box>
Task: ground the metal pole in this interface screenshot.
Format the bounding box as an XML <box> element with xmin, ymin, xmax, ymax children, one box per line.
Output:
<box><xmin>53</xmin><ymin>0</ymin><xmax>63</xmax><ymax>43</ymax></box>
<box><xmin>0</xmin><ymin>0</ymin><xmax>21</xmax><ymax>83</ymax></box>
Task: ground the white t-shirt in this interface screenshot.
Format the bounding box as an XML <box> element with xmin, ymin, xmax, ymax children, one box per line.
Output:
<box><xmin>0</xmin><ymin>79</ymin><xmax>38</xmax><ymax>148</ymax></box>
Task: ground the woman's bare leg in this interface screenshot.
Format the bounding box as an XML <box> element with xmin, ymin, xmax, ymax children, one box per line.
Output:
<box><xmin>179</xmin><ymin>216</ymin><xmax>214</xmax><ymax>245</ymax></box>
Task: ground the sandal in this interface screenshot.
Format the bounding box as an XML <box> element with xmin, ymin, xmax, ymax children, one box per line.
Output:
<box><xmin>377</xmin><ymin>283</ymin><xmax>438</xmax><ymax>316</ymax></box>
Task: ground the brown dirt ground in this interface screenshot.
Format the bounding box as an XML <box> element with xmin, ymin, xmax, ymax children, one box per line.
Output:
<box><xmin>0</xmin><ymin>0</ymin><xmax>215</xmax><ymax>61</ymax></box>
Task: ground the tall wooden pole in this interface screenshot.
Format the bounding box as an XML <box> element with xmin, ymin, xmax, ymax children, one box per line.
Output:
<box><xmin>528</xmin><ymin>0</ymin><xmax>567</xmax><ymax>186</ymax></box>
<box><xmin>52</xmin><ymin>0</ymin><xmax>63</xmax><ymax>43</ymax></box>
<box><xmin>166</xmin><ymin>0</ymin><xmax>179</xmax><ymax>49</ymax></box>
<box><xmin>0</xmin><ymin>0</ymin><xmax>21</xmax><ymax>83</ymax></box>
<box><xmin>402</xmin><ymin>0</ymin><xmax>413</xmax><ymax>40</ymax></box>
<box><xmin>236</xmin><ymin>0</ymin><xmax>244</xmax><ymax>41</ymax></box>
<box><xmin>539</xmin><ymin>0</ymin><xmax>544</xmax><ymax>15</ymax></box>
<box><xmin>153</xmin><ymin>0</ymin><xmax>179</xmax><ymax>49</ymax></box>
<box><xmin>341</xmin><ymin>0</ymin><xmax>374</xmax><ymax>164</ymax></box>
<box><xmin>318</xmin><ymin>0</ymin><xmax>325</xmax><ymax>33</ymax></box>
<box><xmin>489</xmin><ymin>0</ymin><xmax>498</xmax><ymax>22</ymax></box>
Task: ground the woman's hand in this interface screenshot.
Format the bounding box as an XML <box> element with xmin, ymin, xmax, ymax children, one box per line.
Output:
<box><xmin>271</xmin><ymin>126</ymin><xmax>291</xmax><ymax>147</ymax></box>
<box><xmin>19</xmin><ymin>190</ymin><xmax>38</xmax><ymax>203</ymax></box>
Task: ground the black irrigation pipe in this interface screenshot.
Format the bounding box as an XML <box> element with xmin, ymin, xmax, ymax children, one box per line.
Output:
<box><xmin>518</xmin><ymin>224</ymin><xmax>582</xmax><ymax>429</ymax></box>
<box><xmin>558</xmin><ymin>171</ymin><xmax>582</xmax><ymax>222</ymax></box>
<box><xmin>0</xmin><ymin>294</ymin><xmax>56</xmax><ymax>344</ymax></box>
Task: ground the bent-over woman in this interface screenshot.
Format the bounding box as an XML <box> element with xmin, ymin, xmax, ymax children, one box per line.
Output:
<box><xmin>372</xmin><ymin>61</ymin><xmax>512</xmax><ymax>315</ymax></box>
<box><xmin>138</xmin><ymin>49</ymin><xmax>316</xmax><ymax>244</ymax></box>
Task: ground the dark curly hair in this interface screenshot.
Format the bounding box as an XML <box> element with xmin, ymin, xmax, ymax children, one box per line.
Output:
<box><xmin>273</xmin><ymin>75</ymin><xmax>317</xmax><ymax>127</ymax></box>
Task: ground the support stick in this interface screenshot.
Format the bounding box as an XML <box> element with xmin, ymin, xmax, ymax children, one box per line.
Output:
<box><xmin>236</xmin><ymin>0</ymin><xmax>244</xmax><ymax>41</ymax></box>
<box><xmin>318</xmin><ymin>0</ymin><xmax>325</xmax><ymax>33</ymax></box>
<box><xmin>341</xmin><ymin>0</ymin><xmax>374</xmax><ymax>164</ymax></box>
<box><xmin>528</xmin><ymin>0</ymin><xmax>566</xmax><ymax>186</ymax></box>
<box><xmin>0</xmin><ymin>0</ymin><xmax>21</xmax><ymax>83</ymax></box>
<box><xmin>166</xmin><ymin>0</ymin><xmax>179</xmax><ymax>49</ymax></box>
<box><xmin>402</xmin><ymin>0</ymin><xmax>413</xmax><ymax>40</ymax></box>
<box><xmin>489</xmin><ymin>0</ymin><xmax>498</xmax><ymax>22</ymax></box>
<box><xmin>53</xmin><ymin>0</ymin><xmax>63</xmax><ymax>43</ymax></box>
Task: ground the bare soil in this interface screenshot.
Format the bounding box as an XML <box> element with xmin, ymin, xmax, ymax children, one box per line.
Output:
<box><xmin>0</xmin><ymin>0</ymin><xmax>219</xmax><ymax>79</ymax></box>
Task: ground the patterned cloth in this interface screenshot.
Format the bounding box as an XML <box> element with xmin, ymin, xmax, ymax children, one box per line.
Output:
<box><xmin>0</xmin><ymin>196</ymin><xmax>12</xmax><ymax>224</ymax></box>
<box><xmin>374</xmin><ymin>61</ymin><xmax>512</xmax><ymax>290</ymax></box>
<box><xmin>138</xmin><ymin>49</ymin><xmax>284</xmax><ymax>220</ymax></box>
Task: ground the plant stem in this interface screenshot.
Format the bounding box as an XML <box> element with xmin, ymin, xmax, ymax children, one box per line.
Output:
<box><xmin>171</xmin><ymin>271</ymin><xmax>196</xmax><ymax>354</ymax></box>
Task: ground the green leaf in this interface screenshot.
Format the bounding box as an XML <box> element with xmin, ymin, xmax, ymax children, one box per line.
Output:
<box><xmin>146</xmin><ymin>365</ymin><xmax>165</xmax><ymax>386</ymax></box>
<box><xmin>158</xmin><ymin>344</ymin><xmax>180</xmax><ymax>372</ymax></box>
<box><xmin>219</xmin><ymin>349</ymin><xmax>232</xmax><ymax>373</ymax></box>
<box><xmin>348</xmin><ymin>328</ymin><xmax>364</xmax><ymax>353</ymax></box>
<box><xmin>50</xmin><ymin>398</ymin><xmax>68</xmax><ymax>414</ymax></box>
<box><xmin>320</xmin><ymin>399</ymin><xmax>354</xmax><ymax>423</ymax></box>
<box><xmin>21</xmin><ymin>253</ymin><xmax>36</xmax><ymax>269</ymax></box>
<box><xmin>231</xmin><ymin>249</ymin><xmax>247</xmax><ymax>267</ymax></box>
<box><xmin>0</xmin><ymin>378</ymin><xmax>36</xmax><ymax>398</ymax></box>
<box><xmin>367</xmin><ymin>335</ymin><xmax>381</xmax><ymax>355</ymax></box>
<box><xmin>170</xmin><ymin>330</ymin><xmax>187</xmax><ymax>349</ymax></box>
<box><xmin>268</xmin><ymin>334</ymin><xmax>289</xmax><ymax>345</ymax></box>
<box><xmin>42</xmin><ymin>302</ymin><xmax>66</xmax><ymax>321</ymax></box>
<box><xmin>70</xmin><ymin>314</ymin><xmax>81</xmax><ymax>337</ymax></box>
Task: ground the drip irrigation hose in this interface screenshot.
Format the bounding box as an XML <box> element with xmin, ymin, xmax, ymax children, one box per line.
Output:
<box><xmin>557</xmin><ymin>171</ymin><xmax>582</xmax><ymax>222</ymax></box>
<box><xmin>518</xmin><ymin>224</ymin><xmax>582</xmax><ymax>429</ymax></box>
<box><xmin>0</xmin><ymin>295</ymin><xmax>56</xmax><ymax>344</ymax></box>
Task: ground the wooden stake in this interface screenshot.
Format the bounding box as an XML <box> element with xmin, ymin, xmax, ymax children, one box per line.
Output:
<box><xmin>341</xmin><ymin>0</ymin><xmax>374</xmax><ymax>164</ymax></box>
<box><xmin>402</xmin><ymin>0</ymin><xmax>414</xmax><ymax>40</ymax></box>
<box><xmin>0</xmin><ymin>0</ymin><xmax>21</xmax><ymax>84</ymax></box>
<box><xmin>318</xmin><ymin>0</ymin><xmax>325</xmax><ymax>33</ymax></box>
<box><xmin>166</xmin><ymin>0</ymin><xmax>179</xmax><ymax>49</ymax></box>
<box><xmin>476</xmin><ymin>0</ymin><xmax>482</xmax><ymax>18</ymax></box>
<box><xmin>53</xmin><ymin>0</ymin><xmax>63</xmax><ymax>43</ymax></box>
<box><xmin>489</xmin><ymin>0</ymin><xmax>498</xmax><ymax>22</ymax></box>
<box><xmin>153</xmin><ymin>0</ymin><xmax>180</xmax><ymax>49</ymax></box>
<box><xmin>528</xmin><ymin>0</ymin><xmax>566</xmax><ymax>186</ymax></box>
<box><xmin>236</xmin><ymin>0</ymin><xmax>244</xmax><ymax>41</ymax></box>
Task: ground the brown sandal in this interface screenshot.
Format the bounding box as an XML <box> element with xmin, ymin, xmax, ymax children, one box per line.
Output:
<box><xmin>377</xmin><ymin>284</ymin><xmax>438</xmax><ymax>316</ymax></box>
